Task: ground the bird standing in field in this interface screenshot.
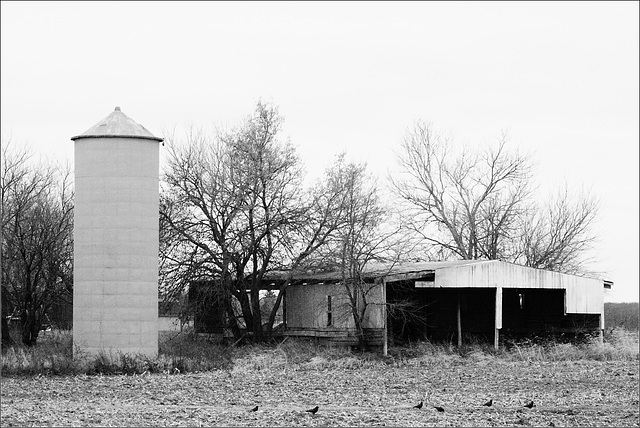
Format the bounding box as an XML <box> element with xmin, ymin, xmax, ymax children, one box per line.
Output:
<box><xmin>483</xmin><ymin>399</ymin><xmax>493</xmax><ymax>407</ymax></box>
<box><xmin>249</xmin><ymin>406</ymin><xmax>258</xmax><ymax>412</ymax></box>
<box><xmin>434</xmin><ymin>406</ymin><xmax>445</xmax><ymax>412</ymax></box>
<box><xmin>305</xmin><ymin>406</ymin><xmax>319</xmax><ymax>415</ymax></box>
<box><xmin>413</xmin><ymin>401</ymin><xmax>423</xmax><ymax>409</ymax></box>
<box><xmin>523</xmin><ymin>401</ymin><xmax>535</xmax><ymax>409</ymax></box>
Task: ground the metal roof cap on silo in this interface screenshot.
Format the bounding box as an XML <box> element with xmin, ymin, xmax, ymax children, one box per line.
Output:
<box><xmin>71</xmin><ymin>106</ymin><xmax>163</xmax><ymax>142</ymax></box>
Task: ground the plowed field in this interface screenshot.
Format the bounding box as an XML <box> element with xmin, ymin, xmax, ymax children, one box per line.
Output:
<box><xmin>2</xmin><ymin>357</ymin><xmax>638</xmax><ymax>427</ymax></box>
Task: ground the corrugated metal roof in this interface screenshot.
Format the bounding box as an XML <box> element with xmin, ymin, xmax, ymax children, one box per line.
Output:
<box><xmin>366</xmin><ymin>260</ymin><xmax>490</xmax><ymax>280</ymax></box>
<box><xmin>271</xmin><ymin>259</ymin><xmax>611</xmax><ymax>285</ymax></box>
<box><xmin>270</xmin><ymin>260</ymin><xmax>490</xmax><ymax>283</ymax></box>
<box><xmin>71</xmin><ymin>106</ymin><xmax>163</xmax><ymax>142</ymax></box>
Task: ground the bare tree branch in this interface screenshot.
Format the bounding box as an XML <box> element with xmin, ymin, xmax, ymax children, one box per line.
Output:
<box><xmin>1</xmin><ymin>140</ymin><xmax>73</xmax><ymax>346</ymax></box>
<box><xmin>391</xmin><ymin>121</ymin><xmax>599</xmax><ymax>276</ymax></box>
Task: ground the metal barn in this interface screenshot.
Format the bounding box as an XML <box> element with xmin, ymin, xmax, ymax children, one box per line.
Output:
<box><xmin>278</xmin><ymin>260</ymin><xmax>612</xmax><ymax>354</ymax></box>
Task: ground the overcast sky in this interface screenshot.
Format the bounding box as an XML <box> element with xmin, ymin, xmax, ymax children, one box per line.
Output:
<box><xmin>2</xmin><ymin>1</ymin><xmax>638</xmax><ymax>302</ymax></box>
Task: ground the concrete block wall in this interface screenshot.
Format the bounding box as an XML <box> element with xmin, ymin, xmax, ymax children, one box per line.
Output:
<box><xmin>73</xmin><ymin>137</ymin><xmax>159</xmax><ymax>357</ymax></box>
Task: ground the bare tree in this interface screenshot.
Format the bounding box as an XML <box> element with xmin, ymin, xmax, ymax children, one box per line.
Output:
<box><xmin>160</xmin><ymin>102</ymin><xmax>350</xmax><ymax>342</ymax></box>
<box><xmin>1</xmin><ymin>140</ymin><xmax>73</xmax><ymax>346</ymax></box>
<box><xmin>160</xmin><ymin>124</ymin><xmax>261</xmax><ymax>339</ymax></box>
<box><xmin>0</xmin><ymin>139</ymin><xmax>32</xmax><ymax>347</ymax></box>
<box><xmin>312</xmin><ymin>156</ymin><xmax>408</xmax><ymax>349</ymax></box>
<box><xmin>391</xmin><ymin>120</ymin><xmax>600</xmax><ymax>275</ymax></box>
<box><xmin>516</xmin><ymin>183</ymin><xmax>600</xmax><ymax>275</ymax></box>
<box><xmin>391</xmin><ymin>121</ymin><xmax>533</xmax><ymax>261</ymax></box>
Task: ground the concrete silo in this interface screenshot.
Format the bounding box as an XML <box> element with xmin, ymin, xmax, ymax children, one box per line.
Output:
<box><xmin>71</xmin><ymin>107</ymin><xmax>162</xmax><ymax>358</ymax></box>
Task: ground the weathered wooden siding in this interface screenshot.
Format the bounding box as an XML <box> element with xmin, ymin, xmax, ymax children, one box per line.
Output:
<box><xmin>286</xmin><ymin>283</ymin><xmax>353</xmax><ymax>329</ymax></box>
<box><xmin>430</xmin><ymin>261</ymin><xmax>603</xmax><ymax>314</ymax></box>
<box><xmin>284</xmin><ymin>328</ymin><xmax>385</xmax><ymax>346</ymax></box>
<box><xmin>286</xmin><ymin>284</ymin><xmax>324</xmax><ymax>329</ymax></box>
<box><xmin>285</xmin><ymin>282</ymin><xmax>385</xmax><ymax>330</ymax></box>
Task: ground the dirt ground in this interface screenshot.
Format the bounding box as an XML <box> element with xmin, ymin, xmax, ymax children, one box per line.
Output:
<box><xmin>1</xmin><ymin>358</ymin><xmax>638</xmax><ymax>427</ymax></box>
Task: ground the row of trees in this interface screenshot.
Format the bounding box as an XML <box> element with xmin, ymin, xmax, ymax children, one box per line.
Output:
<box><xmin>1</xmin><ymin>141</ymin><xmax>74</xmax><ymax>347</ymax></box>
<box><xmin>1</xmin><ymin>101</ymin><xmax>600</xmax><ymax>346</ymax></box>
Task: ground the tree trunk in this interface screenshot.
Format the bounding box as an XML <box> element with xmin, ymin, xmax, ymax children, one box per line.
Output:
<box><xmin>21</xmin><ymin>315</ymin><xmax>39</xmax><ymax>347</ymax></box>
<box><xmin>1</xmin><ymin>316</ymin><xmax>14</xmax><ymax>348</ymax></box>
<box><xmin>1</xmin><ymin>294</ymin><xmax>14</xmax><ymax>348</ymax></box>
<box><xmin>224</xmin><ymin>299</ymin><xmax>242</xmax><ymax>339</ymax></box>
<box><xmin>265</xmin><ymin>280</ymin><xmax>289</xmax><ymax>337</ymax></box>
<box><xmin>251</xmin><ymin>287</ymin><xmax>264</xmax><ymax>343</ymax></box>
<box><xmin>349</xmin><ymin>285</ymin><xmax>368</xmax><ymax>351</ymax></box>
<box><xmin>235</xmin><ymin>288</ymin><xmax>254</xmax><ymax>336</ymax></box>
<box><xmin>354</xmin><ymin>315</ymin><xmax>367</xmax><ymax>351</ymax></box>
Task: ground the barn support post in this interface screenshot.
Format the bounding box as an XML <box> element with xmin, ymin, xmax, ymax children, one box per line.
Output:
<box><xmin>282</xmin><ymin>289</ymin><xmax>287</xmax><ymax>330</ymax></box>
<box><xmin>599</xmin><ymin>309</ymin><xmax>605</xmax><ymax>344</ymax></box>
<box><xmin>382</xmin><ymin>279</ymin><xmax>388</xmax><ymax>357</ymax></box>
<box><xmin>494</xmin><ymin>286</ymin><xmax>503</xmax><ymax>350</ymax></box>
<box><xmin>456</xmin><ymin>290</ymin><xmax>462</xmax><ymax>347</ymax></box>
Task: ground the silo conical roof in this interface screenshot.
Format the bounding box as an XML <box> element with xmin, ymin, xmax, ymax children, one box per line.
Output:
<box><xmin>71</xmin><ymin>106</ymin><xmax>163</xmax><ymax>142</ymax></box>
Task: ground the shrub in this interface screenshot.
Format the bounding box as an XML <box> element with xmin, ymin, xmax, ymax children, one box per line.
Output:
<box><xmin>159</xmin><ymin>329</ymin><xmax>232</xmax><ymax>372</ymax></box>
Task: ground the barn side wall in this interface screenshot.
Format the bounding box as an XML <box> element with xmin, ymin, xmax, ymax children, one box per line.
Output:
<box><xmin>285</xmin><ymin>282</ymin><xmax>385</xmax><ymax>346</ymax></box>
<box><xmin>435</xmin><ymin>261</ymin><xmax>604</xmax><ymax>314</ymax></box>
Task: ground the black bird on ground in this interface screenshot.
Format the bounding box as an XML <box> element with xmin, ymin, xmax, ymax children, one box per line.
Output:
<box><xmin>483</xmin><ymin>399</ymin><xmax>493</xmax><ymax>407</ymax></box>
<box><xmin>434</xmin><ymin>406</ymin><xmax>445</xmax><ymax>412</ymax></box>
<box><xmin>306</xmin><ymin>406</ymin><xmax>319</xmax><ymax>415</ymax></box>
<box><xmin>523</xmin><ymin>401</ymin><xmax>535</xmax><ymax>409</ymax></box>
<box><xmin>249</xmin><ymin>406</ymin><xmax>258</xmax><ymax>412</ymax></box>
<box><xmin>413</xmin><ymin>401</ymin><xmax>423</xmax><ymax>409</ymax></box>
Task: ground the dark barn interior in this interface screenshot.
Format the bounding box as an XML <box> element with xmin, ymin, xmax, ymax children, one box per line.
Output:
<box><xmin>387</xmin><ymin>280</ymin><xmax>602</xmax><ymax>345</ymax></box>
<box><xmin>387</xmin><ymin>280</ymin><xmax>496</xmax><ymax>344</ymax></box>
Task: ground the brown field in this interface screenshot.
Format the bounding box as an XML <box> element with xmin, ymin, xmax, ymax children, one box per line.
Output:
<box><xmin>1</xmin><ymin>353</ymin><xmax>638</xmax><ymax>427</ymax></box>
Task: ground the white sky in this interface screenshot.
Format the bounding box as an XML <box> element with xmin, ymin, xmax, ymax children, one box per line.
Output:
<box><xmin>2</xmin><ymin>1</ymin><xmax>638</xmax><ymax>302</ymax></box>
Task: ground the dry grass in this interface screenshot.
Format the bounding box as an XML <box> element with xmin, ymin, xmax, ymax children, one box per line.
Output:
<box><xmin>1</xmin><ymin>328</ymin><xmax>637</xmax><ymax>377</ymax></box>
<box><xmin>1</xmin><ymin>330</ymin><xmax>76</xmax><ymax>375</ymax></box>
<box><xmin>507</xmin><ymin>329</ymin><xmax>639</xmax><ymax>362</ymax></box>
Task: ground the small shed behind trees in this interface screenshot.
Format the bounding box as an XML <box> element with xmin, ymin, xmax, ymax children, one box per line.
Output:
<box><xmin>274</xmin><ymin>260</ymin><xmax>612</xmax><ymax>353</ymax></box>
